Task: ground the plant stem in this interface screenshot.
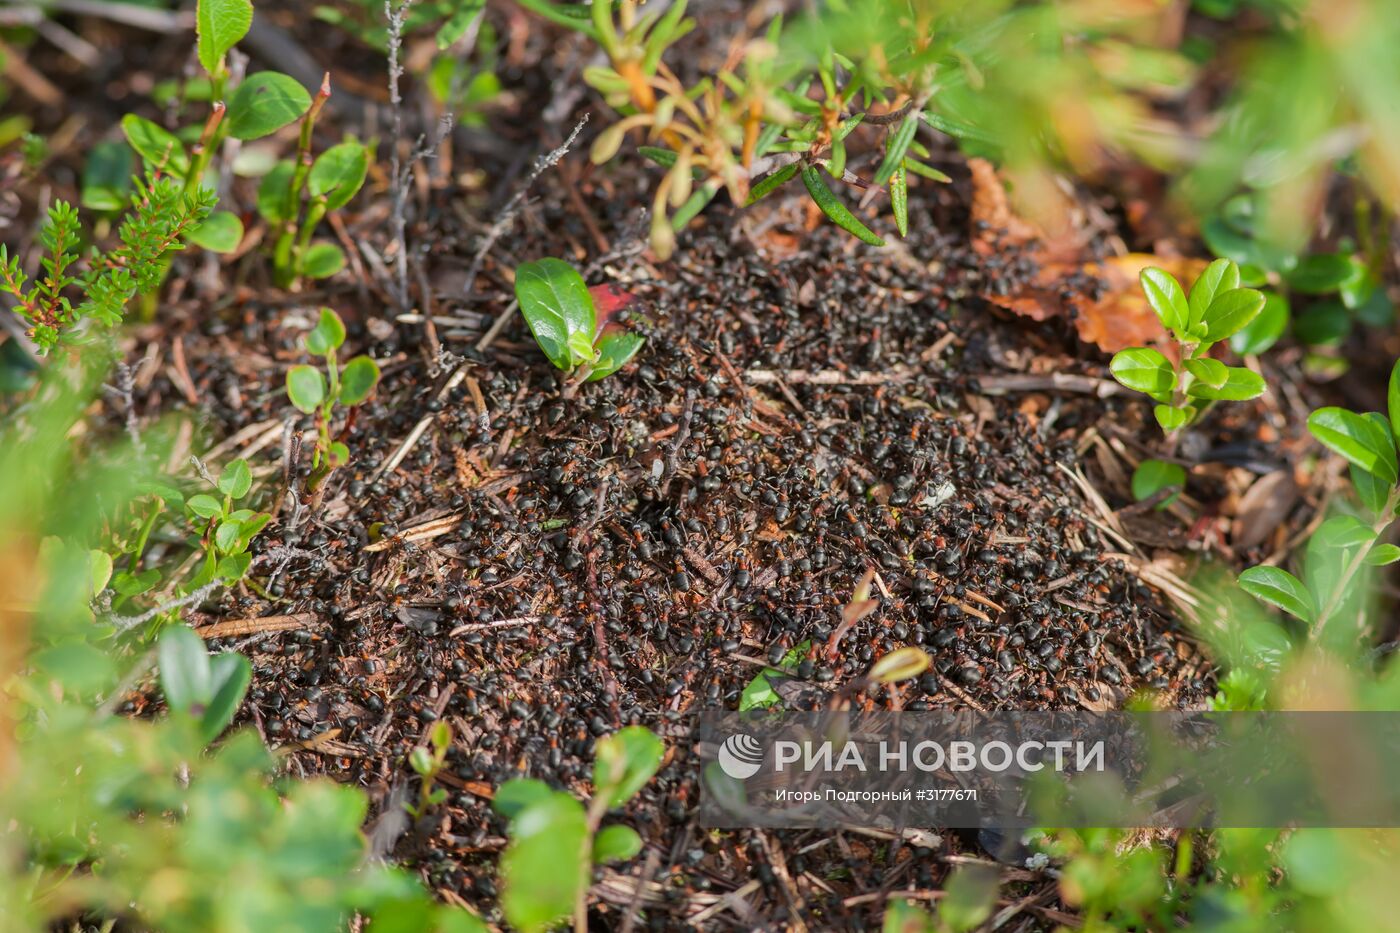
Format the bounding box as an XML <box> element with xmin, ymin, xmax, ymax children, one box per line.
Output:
<box><xmin>185</xmin><ymin>102</ymin><xmax>226</xmax><ymax>196</ymax></box>
<box><xmin>273</xmin><ymin>74</ymin><xmax>331</xmax><ymax>288</ymax></box>
<box><xmin>1312</xmin><ymin>486</ymin><xmax>1400</xmax><ymax>638</ymax></box>
<box><xmin>574</xmin><ymin>795</ymin><xmax>608</xmax><ymax>933</ymax></box>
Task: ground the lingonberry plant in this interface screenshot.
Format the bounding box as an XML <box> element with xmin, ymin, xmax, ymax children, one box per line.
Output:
<box><xmin>1203</xmin><ymin>192</ymin><xmax>1395</xmax><ymax>373</ymax></box>
<box><xmin>121</xmin><ymin>0</ymin><xmax>370</xmax><ymax>284</ymax></box>
<box><xmin>285</xmin><ymin>308</ymin><xmax>381</xmax><ymax>499</ymax></box>
<box><xmin>1238</xmin><ymin>360</ymin><xmax>1400</xmax><ymax>641</ymax></box>
<box><xmin>408</xmin><ymin>721</ymin><xmax>453</xmax><ymax>820</ymax></box>
<box><xmin>184</xmin><ymin>457</ymin><xmax>271</xmax><ymax>589</ymax></box>
<box><xmin>492</xmin><ymin>726</ymin><xmax>663</xmax><ymax>932</ymax></box>
<box><xmin>1108</xmin><ymin>259</ymin><xmax>1267</xmax><ymax>507</ymax></box>
<box><xmin>514</xmin><ymin>257</ymin><xmax>646</xmax><ymax>383</ymax></box>
<box><xmin>0</xmin><ymin>181</ymin><xmax>215</xmax><ymax>353</ymax></box>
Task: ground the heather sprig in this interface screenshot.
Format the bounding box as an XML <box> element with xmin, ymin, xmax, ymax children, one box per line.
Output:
<box><xmin>0</xmin><ymin>176</ymin><xmax>215</xmax><ymax>353</ymax></box>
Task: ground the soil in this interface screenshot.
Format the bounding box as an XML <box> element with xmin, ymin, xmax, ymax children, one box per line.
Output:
<box><xmin>6</xmin><ymin>3</ymin><xmax>1383</xmax><ymax>930</ymax></box>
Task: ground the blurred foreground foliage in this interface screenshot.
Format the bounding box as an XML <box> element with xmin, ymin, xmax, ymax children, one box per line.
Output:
<box><xmin>0</xmin><ymin>358</ymin><xmax>483</xmax><ymax>932</ymax></box>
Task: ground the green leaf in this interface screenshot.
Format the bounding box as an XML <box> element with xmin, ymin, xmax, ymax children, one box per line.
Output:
<box><xmin>218</xmin><ymin>458</ymin><xmax>252</xmax><ymax>498</ymax></box>
<box><xmin>1183</xmin><ymin>357</ymin><xmax>1228</xmax><ymax>388</ymax></box>
<box><xmin>492</xmin><ymin>778</ymin><xmax>555</xmax><ymax>821</ymax></box>
<box><xmin>237</xmin><ymin>513</ymin><xmax>271</xmax><ymax>551</ymax></box>
<box><xmin>1131</xmin><ymin>459</ymin><xmax>1186</xmax><ymax>509</ymax></box>
<box><xmin>1201</xmin><ymin>287</ymin><xmax>1265</xmax><ymax>343</ymax></box>
<box><xmin>227</xmin><ymin>72</ymin><xmax>312</xmax><ymax>141</ymax></box>
<box><xmin>1154</xmin><ymin>404</ymin><xmax>1194</xmax><ymax>432</ymax></box>
<box><xmin>306</xmin><ymin>307</ymin><xmax>347</xmax><ymax>356</ymax></box>
<box><xmin>339</xmin><ymin>355</ymin><xmax>381</xmax><ymax>406</ymax></box>
<box><xmin>1238</xmin><ymin>566</ymin><xmax>1315</xmax><ymax>623</ymax></box>
<box><xmin>1294</xmin><ymin>301</ymin><xmax>1350</xmax><ymax>347</ymax></box>
<box><xmin>1231</xmin><ymin>292</ymin><xmax>1289</xmax><ymax>355</ymax></box>
<box><xmin>872</xmin><ymin>110</ymin><xmax>920</xmax><ymax>187</ymax></box>
<box><xmin>740</xmin><ymin>641</ymin><xmax>810</xmax><ymax>711</ymax></box>
<box><xmin>301</xmin><ymin>242</ymin><xmax>347</xmax><ymax>280</ymax></box>
<box><xmin>87</xmin><ymin>550</ymin><xmax>114</xmax><ymax>594</ymax></box>
<box><xmin>883</xmin><ymin>899</ymin><xmax>936</xmax><ymax>933</ymax></box>
<box><xmin>593</xmin><ymin>726</ymin><xmax>664</xmax><ymax>809</ymax></box>
<box><xmin>201</xmin><ymin>651</ymin><xmax>251</xmax><ymax>741</ymax></box>
<box><xmin>1282</xmin><ymin>830</ymin><xmax>1351</xmax><ymax>896</ymax></box>
<box><xmin>187</xmin><ymin>210</ymin><xmax>244</xmax><ymax>253</ymax></box>
<box><xmin>637</xmin><ymin>145</ymin><xmax>679</xmax><ymax>169</ymax></box>
<box><xmin>587</xmin><ymin>331</ymin><xmax>644</xmax><ymax>382</ymax></box>
<box><xmin>1388</xmin><ymin>359</ymin><xmax>1400</xmax><ymax>444</ymax></box>
<box><xmin>890</xmin><ymin>165</ymin><xmax>908</xmax><ymax>238</ymax></box>
<box><xmin>328</xmin><ymin>441</ymin><xmax>350</xmax><ymax>466</ymax></box>
<box><xmin>215</xmin><ymin>518</ymin><xmax>240</xmax><ymax>552</ymax></box>
<box><xmin>80</xmin><ymin>140</ymin><xmax>134</xmax><ymax>211</ymax></box>
<box><xmin>1351</xmin><ymin>463</ymin><xmax>1390</xmax><ymax>515</ymax></box>
<box><xmin>287</xmin><ymin>364</ymin><xmax>327</xmax><ymax>414</ymax></box>
<box><xmin>1284</xmin><ymin>253</ymin><xmax>1353</xmax><ymax>295</ymax></box>
<box><xmin>216</xmin><ymin>551</ymin><xmax>252</xmax><ymax>581</ymax></box>
<box><xmin>670</xmin><ymin>183</ymin><xmax>718</xmax><ymax>230</ymax></box>
<box><xmin>187</xmin><ymin>494</ymin><xmax>224</xmax><ymax>519</ymax></box>
<box><xmin>436</xmin><ymin>0</ymin><xmax>485</xmax><ymax>49</ymax></box>
<box><xmin>1307</xmin><ymin>407</ymin><xmax>1399</xmax><ymax>485</ymax></box>
<box><xmin>903</xmin><ymin>158</ymin><xmax>952</xmax><ymax>183</ymax></box>
<box><xmin>801</xmin><ymin>166</ymin><xmax>884</xmax><ymax>247</ymax></box>
<box><xmin>1186</xmin><ymin>365</ymin><xmax>1265</xmax><ymax>401</ymax></box>
<box><xmin>593</xmin><ymin>824</ymin><xmax>643</xmax><ymax>864</ymax></box>
<box><xmin>159</xmin><ymin>624</ymin><xmax>212</xmax><ymax>715</ymax></box>
<box><xmin>1355</xmin><ymin>285</ymin><xmax>1395</xmax><ymax>328</ymax></box>
<box><xmin>256</xmin><ymin>161</ymin><xmax>297</xmax><ymax>223</ymax></box>
<box><xmin>1340</xmin><ymin>257</ymin><xmax>1377</xmax><ymax>310</ymax></box>
<box><xmin>1366</xmin><ymin>544</ymin><xmax>1400</xmax><ymax>566</ymax></box>
<box><xmin>1313</xmin><ymin>514</ymin><xmax>1375</xmax><ymax>550</ymax></box>
<box><xmin>1139</xmin><ymin>267</ymin><xmax>1188</xmax><ymax>334</ymax></box>
<box><xmin>196</xmin><ymin>0</ymin><xmax>253</xmax><ymax>75</ymax></box>
<box><xmin>1187</xmin><ymin>258</ymin><xmax>1240</xmax><ymax>331</ymax></box>
<box><xmin>1109</xmin><ymin>347</ymin><xmax>1175</xmax><ymax>398</ymax></box>
<box><xmin>743</xmin><ymin>163</ymin><xmax>800</xmax><ymax>206</ymax></box>
<box><xmin>514</xmin><ymin>258</ymin><xmax>597</xmax><ymax>371</ymax></box>
<box><xmin>501</xmin><ymin>793</ymin><xmax>587</xmax><ymax>933</ymax></box>
<box><xmin>308</xmin><ymin>141</ymin><xmax>369</xmax><ymax>211</ymax></box>
<box><xmin>121</xmin><ymin>114</ymin><xmax>191</xmax><ymax>176</ymax></box>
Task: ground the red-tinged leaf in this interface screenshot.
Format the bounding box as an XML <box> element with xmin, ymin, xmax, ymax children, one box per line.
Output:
<box><xmin>588</xmin><ymin>283</ymin><xmax>637</xmax><ymax>332</ymax></box>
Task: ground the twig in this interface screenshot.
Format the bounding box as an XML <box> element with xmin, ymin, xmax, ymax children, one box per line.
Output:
<box><xmin>99</xmin><ymin>547</ymin><xmax>312</xmax><ymax>632</ymax></box>
<box><xmin>385</xmin><ymin>0</ymin><xmax>455</xmax><ymax>314</ymax></box>
<box><xmin>102</xmin><ymin>359</ymin><xmax>144</xmax><ymax>457</ymax></box>
<box><xmin>447</xmin><ymin>616</ymin><xmax>541</xmax><ymax>636</ymax></box>
<box><xmin>466</xmin><ymin>115</ymin><xmax>588</xmax><ymax>304</ymax></box>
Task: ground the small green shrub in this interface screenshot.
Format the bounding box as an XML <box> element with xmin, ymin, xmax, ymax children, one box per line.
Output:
<box><xmin>0</xmin><ymin>184</ymin><xmax>215</xmax><ymax>353</ymax></box>
<box><xmin>492</xmin><ymin>725</ymin><xmax>663</xmax><ymax>932</ymax></box>
<box><xmin>185</xmin><ymin>457</ymin><xmax>271</xmax><ymax>589</ymax></box>
<box><xmin>1202</xmin><ymin>193</ymin><xmax>1395</xmax><ymax>372</ymax></box>
<box><xmin>121</xmin><ymin>0</ymin><xmax>370</xmax><ymax>286</ymax></box>
<box><xmin>1108</xmin><ymin>259</ymin><xmax>1267</xmax><ymax>508</ymax></box>
<box><xmin>408</xmin><ymin>721</ymin><xmax>453</xmax><ymax>819</ymax></box>
<box><xmin>1237</xmin><ymin>359</ymin><xmax>1400</xmax><ymax>641</ymax></box>
<box><xmin>0</xmin><ymin>365</ymin><xmax>483</xmax><ymax>932</ymax></box>
<box><xmin>286</xmin><ymin>308</ymin><xmax>382</xmax><ymax>496</ymax></box>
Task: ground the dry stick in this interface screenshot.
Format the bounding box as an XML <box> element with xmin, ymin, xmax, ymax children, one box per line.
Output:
<box><xmin>101</xmin><ymin>547</ymin><xmax>313</xmax><ymax>633</ymax></box>
<box><xmin>386</xmin><ymin>0</ymin><xmax>412</xmax><ymax>312</ymax></box>
<box><xmin>385</xmin><ymin>0</ymin><xmax>454</xmax><ymax>316</ymax></box>
<box><xmin>468</xmin><ymin>115</ymin><xmax>589</xmax><ymax>335</ymax></box>
<box><xmin>102</xmin><ymin>358</ymin><xmax>144</xmax><ymax>456</ymax></box>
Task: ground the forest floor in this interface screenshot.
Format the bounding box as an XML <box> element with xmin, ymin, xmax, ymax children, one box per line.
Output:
<box><xmin>7</xmin><ymin>2</ymin><xmax>1393</xmax><ymax>929</ymax></box>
